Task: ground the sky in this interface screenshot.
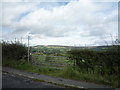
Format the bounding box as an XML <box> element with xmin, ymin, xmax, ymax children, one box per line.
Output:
<box><xmin>0</xmin><ymin>0</ymin><xmax>119</xmax><ymax>46</ymax></box>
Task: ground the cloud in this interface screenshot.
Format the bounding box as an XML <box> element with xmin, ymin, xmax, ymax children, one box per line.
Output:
<box><xmin>1</xmin><ymin>0</ymin><xmax>118</xmax><ymax>46</ymax></box>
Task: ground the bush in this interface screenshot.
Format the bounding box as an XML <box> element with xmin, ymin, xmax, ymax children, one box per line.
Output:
<box><xmin>2</xmin><ymin>41</ymin><xmax>27</xmax><ymax>60</ymax></box>
<box><xmin>67</xmin><ymin>46</ymin><xmax>120</xmax><ymax>76</ymax></box>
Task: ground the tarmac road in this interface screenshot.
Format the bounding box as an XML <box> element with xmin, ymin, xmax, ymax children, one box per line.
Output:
<box><xmin>2</xmin><ymin>72</ymin><xmax>65</xmax><ymax>89</ymax></box>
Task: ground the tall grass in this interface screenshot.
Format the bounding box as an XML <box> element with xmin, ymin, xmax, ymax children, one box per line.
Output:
<box><xmin>59</xmin><ymin>66</ymin><xmax>119</xmax><ymax>88</ymax></box>
<box><xmin>67</xmin><ymin>45</ymin><xmax>120</xmax><ymax>88</ymax></box>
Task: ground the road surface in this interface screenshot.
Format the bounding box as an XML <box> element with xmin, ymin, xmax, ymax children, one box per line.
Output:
<box><xmin>2</xmin><ymin>72</ymin><xmax>65</xmax><ymax>89</ymax></box>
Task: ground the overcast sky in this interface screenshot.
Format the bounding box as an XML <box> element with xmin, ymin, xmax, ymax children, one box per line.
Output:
<box><xmin>1</xmin><ymin>0</ymin><xmax>119</xmax><ymax>46</ymax></box>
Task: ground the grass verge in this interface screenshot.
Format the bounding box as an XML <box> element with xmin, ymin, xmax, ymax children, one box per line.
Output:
<box><xmin>3</xmin><ymin>59</ymin><xmax>119</xmax><ymax>88</ymax></box>
<box><xmin>32</xmin><ymin>78</ymin><xmax>87</xmax><ymax>89</ymax></box>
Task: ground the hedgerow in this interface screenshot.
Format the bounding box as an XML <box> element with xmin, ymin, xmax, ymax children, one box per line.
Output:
<box><xmin>2</xmin><ymin>41</ymin><xmax>27</xmax><ymax>60</ymax></box>
<box><xmin>67</xmin><ymin>45</ymin><xmax>120</xmax><ymax>76</ymax></box>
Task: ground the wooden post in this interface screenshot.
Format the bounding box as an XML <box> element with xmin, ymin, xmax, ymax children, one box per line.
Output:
<box><xmin>28</xmin><ymin>36</ymin><xmax>30</xmax><ymax>62</ymax></box>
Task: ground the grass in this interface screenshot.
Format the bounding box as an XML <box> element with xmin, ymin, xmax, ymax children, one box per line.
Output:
<box><xmin>32</xmin><ymin>54</ymin><xmax>71</xmax><ymax>70</ymax></box>
<box><xmin>31</xmin><ymin>78</ymin><xmax>87</xmax><ymax>89</ymax></box>
<box><xmin>3</xmin><ymin>59</ymin><xmax>119</xmax><ymax>88</ymax></box>
<box><xmin>59</xmin><ymin>66</ymin><xmax>119</xmax><ymax>88</ymax></box>
<box><xmin>3</xmin><ymin>59</ymin><xmax>61</xmax><ymax>75</ymax></box>
<box><xmin>32</xmin><ymin>53</ymin><xmax>68</xmax><ymax>62</ymax></box>
<box><xmin>32</xmin><ymin>54</ymin><xmax>46</xmax><ymax>62</ymax></box>
<box><xmin>3</xmin><ymin>59</ymin><xmax>36</xmax><ymax>72</ymax></box>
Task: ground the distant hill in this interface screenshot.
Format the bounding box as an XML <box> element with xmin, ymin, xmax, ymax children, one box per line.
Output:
<box><xmin>32</xmin><ymin>45</ymin><xmax>112</xmax><ymax>51</ymax></box>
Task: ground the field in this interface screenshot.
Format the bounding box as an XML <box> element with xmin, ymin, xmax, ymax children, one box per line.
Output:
<box><xmin>31</xmin><ymin>46</ymin><xmax>71</xmax><ymax>70</ymax></box>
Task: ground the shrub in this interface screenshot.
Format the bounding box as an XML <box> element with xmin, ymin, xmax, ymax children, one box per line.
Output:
<box><xmin>2</xmin><ymin>41</ymin><xmax>27</xmax><ymax>60</ymax></box>
<box><xmin>67</xmin><ymin>45</ymin><xmax>120</xmax><ymax>76</ymax></box>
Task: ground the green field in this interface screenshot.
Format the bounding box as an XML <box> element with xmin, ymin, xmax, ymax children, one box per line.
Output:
<box><xmin>32</xmin><ymin>53</ymin><xmax>70</xmax><ymax>70</ymax></box>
